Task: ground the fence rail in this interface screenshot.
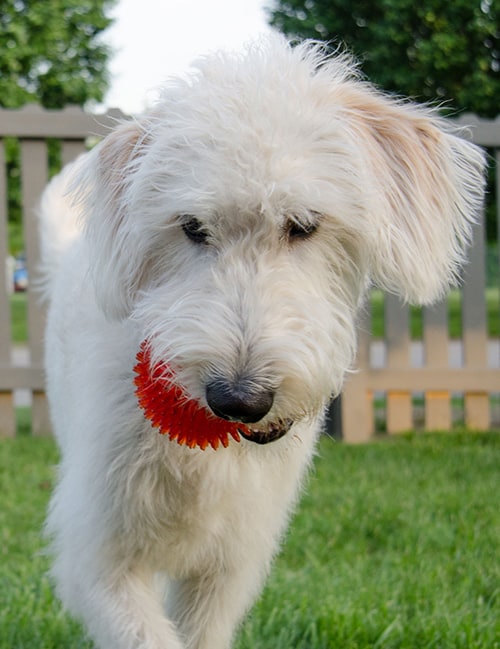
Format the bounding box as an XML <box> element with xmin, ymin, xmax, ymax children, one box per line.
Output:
<box><xmin>0</xmin><ymin>106</ymin><xmax>499</xmax><ymax>439</ymax></box>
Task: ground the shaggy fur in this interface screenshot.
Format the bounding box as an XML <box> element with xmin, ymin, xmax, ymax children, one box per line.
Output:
<box><xmin>40</xmin><ymin>36</ymin><xmax>485</xmax><ymax>649</ymax></box>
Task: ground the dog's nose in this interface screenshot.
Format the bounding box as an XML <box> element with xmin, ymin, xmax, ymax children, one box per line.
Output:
<box><xmin>205</xmin><ymin>380</ymin><xmax>274</xmax><ymax>424</ymax></box>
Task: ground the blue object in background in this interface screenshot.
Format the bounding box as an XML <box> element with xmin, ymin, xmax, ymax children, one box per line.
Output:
<box><xmin>13</xmin><ymin>254</ymin><xmax>28</xmax><ymax>291</ymax></box>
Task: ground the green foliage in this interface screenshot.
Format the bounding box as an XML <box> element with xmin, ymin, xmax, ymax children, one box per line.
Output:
<box><xmin>268</xmin><ymin>0</ymin><xmax>500</xmax><ymax>117</ymax></box>
<box><xmin>0</xmin><ymin>437</ymin><xmax>92</xmax><ymax>648</ymax></box>
<box><xmin>0</xmin><ymin>0</ymin><xmax>115</xmax><ymax>109</ymax></box>
<box><xmin>1</xmin><ymin>434</ymin><xmax>498</xmax><ymax>648</ymax></box>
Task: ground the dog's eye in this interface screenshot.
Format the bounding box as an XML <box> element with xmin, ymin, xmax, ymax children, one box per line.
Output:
<box><xmin>181</xmin><ymin>216</ymin><xmax>209</xmax><ymax>244</ymax></box>
<box><xmin>285</xmin><ymin>217</ymin><xmax>319</xmax><ymax>241</ymax></box>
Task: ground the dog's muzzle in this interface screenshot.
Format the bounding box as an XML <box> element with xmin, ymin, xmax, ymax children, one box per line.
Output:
<box><xmin>205</xmin><ymin>380</ymin><xmax>292</xmax><ymax>444</ymax></box>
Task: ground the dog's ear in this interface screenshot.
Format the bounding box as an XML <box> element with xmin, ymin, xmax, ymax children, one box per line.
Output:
<box><xmin>83</xmin><ymin>120</ymin><xmax>151</xmax><ymax>319</ymax></box>
<box><xmin>341</xmin><ymin>86</ymin><xmax>486</xmax><ymax>304</ymax></box>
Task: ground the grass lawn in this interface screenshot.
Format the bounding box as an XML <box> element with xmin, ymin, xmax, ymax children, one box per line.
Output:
<box><xmin>0</xmin><ymin>433</ymin><xmax>498</xmax><ymax>648</ymax></box>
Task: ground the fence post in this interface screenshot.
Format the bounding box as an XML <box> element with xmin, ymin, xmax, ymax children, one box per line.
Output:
<box><xmin>385</xmin><ymin>295</ymin><xmax>412</xmax><ymax>433</ymax></box>
<box><xmin>462</xmin><ymin>211</ymin><xmax>490</xmax><ymax>429</ymax></box>
<box><xmin>342</xmin><ymin>306</ymin><xmax>373</xmax><ymax>442</ymax></box>
<box><xmin>0</xmin><ymin>140</ymin><xmax>16</xmax><ymax>437</ymax></box>
<box><xmin>423</xmin><ymin>300</ymin><xmax>451</xmax><ymax>430</ymax></box>
<box><xmin>20</xmin><ymin>139</ymin><xmax>51</xmax><ymax>436</ymax></box>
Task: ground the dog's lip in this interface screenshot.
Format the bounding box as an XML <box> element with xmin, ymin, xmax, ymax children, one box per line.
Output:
<box><xmin>237</xmin><ymin>419</ymin><xmax>293</xmax><ymax>444</ymax></box>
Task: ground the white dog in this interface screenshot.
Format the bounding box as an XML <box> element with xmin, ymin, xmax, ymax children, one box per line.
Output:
<box><xmin>39</xmin><ymin>37</ymin><xmax>485</xmax><ymax>649</ymax></box>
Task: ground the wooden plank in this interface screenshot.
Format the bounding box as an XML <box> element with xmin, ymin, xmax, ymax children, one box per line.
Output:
<box><xmin>423</xmin><ymin>300</ymin><xmax>451</xmax><ymax>430</ymax></box>
<box><xmin>454</xmin><ymin>114</ymin><xmax>500</xmax><ymax>147</ymax></box>
<box><xmin>0</xmin><ymin>109</ymin><xmax>492</xmax><ymax>145</ymax></box>
<box><xmin>385</xmin><ymin>295</ymin><xmax>410</xmax><ymax>367</ymax></box>
<box><xmin>0</xmin><ymin>140</ymin><xmax>15</xmax><ymax>436</ymax></box>
<box><xmin>387</xmin><ymin>391</ymin><xmax>412</xmax><ymax>433</ymax></box>
<box><xmin>497</xmin><ymin>151</ymin><xmax>500</xmax><ymax>282</ymax></box>
<box><xmin>342</xmin><ymin>304</ymin><xmax>373</xmax><ymax>442</ymax></box>
<box><xmin>61</xmin><ymin>140</ymin><xmax>87</xmax><ymax>168</ymax></box>
<box><xmin>0</xmin><ymin>365</ymin><xmax>45</xmax><ymax>390</ymax></box>
<box><xmin>0</xmin><ymin>142</ymin><xmax>11</xmax><ymax>329</ymax></box>
<box><xmin>0</xmin><ymin>393</ymin><xmax>15</xmax><ymax>438</ymax></box>
<box><xmin>21</xmin><ymin>141</ymin><xmax>47</xmax><ymax>359</ymax></box>
<box><xmin>464</xmin><ymin>392</ymin><xmax>490</xmax><ymax>430</ymax></box>
<box><xmin>425</xmin><ymin>391</ymin><xmax>451</xmax><ymax>430</ymax></box>
<box><xmin>20</xmin><ymin>140</ymin><xmax>51</xmax><ymax>435</ymax></box>
<box><xmin>385</xmin><ymin>295</ymin><xmax>412</xmax><ymax>433</ymax></box>
<box><xmin>461</xmin><ymin>211</ymin><xmax>490</xmax><ymax>429</ymax></box>
<box><xmin>423</xmin><ymin>300</ymin><xmax>449</xmax><ymax>366</ymax></box>
<box><xmin>365</xmin><ymin>368</ymin><xmax>500</xmax><ymax>392</ymax></box>
<box><xmin>0</xmin><ymin>105</ymin><xmax>126</xmax><ymax>139</ymax></box>
<box><xmin>341</xmin><ymin>375</ymin><xmax>373</xmax><ymax>442</ymax></box>
<box><xmin>462</xmin><ymin>217</ymin><xmax>488</xmax><ymax>361</ymax></box>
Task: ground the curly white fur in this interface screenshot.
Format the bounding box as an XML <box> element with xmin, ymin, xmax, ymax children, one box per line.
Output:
<box><xmin>39</xmin><ymin>36</ymin><xmax>485</xmax><ymax>649</ymax></box>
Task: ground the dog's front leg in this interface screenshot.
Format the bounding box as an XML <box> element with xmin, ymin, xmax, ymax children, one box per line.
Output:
<box><xmin>169</xmin><ymin>562</ymin><xmax>269</xmax><ymax>649</ymax></box>
<box><xmin>58</xmin><ymin>559</ymin><xmax>185</xmax><ymax>649</ymax></box>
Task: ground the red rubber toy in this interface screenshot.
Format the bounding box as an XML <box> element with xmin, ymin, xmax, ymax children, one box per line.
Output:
<box><xmin>134</xmin><ymin>341</ymin><xmax>245</xmax><ymax>450</ymax></box>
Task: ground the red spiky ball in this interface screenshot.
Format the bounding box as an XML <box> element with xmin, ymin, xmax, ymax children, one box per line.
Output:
<box><xmin>133</xmin><ymin>341</ymin><xmax>245</xmax><ymax>450</ymax></box>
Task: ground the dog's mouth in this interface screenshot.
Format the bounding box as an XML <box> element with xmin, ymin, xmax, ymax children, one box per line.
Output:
<box><xmin>237</xmin><ymin>419</ymin><xmax>293</xmax><ymax>445</ymax></box>
<box><xmin>134</xmin><ymin>341</ymin><xmax>295</xmax><ymax>449</ymax></box>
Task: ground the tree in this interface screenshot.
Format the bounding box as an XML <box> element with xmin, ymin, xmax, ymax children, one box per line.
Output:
<box><xmin>267</xmin><ymin>0</ymin><xmax>500</xmax><ymax>117</ymax></box>
<box><xmin>0</xmin><ymin>0</ymin><xmax>115</xmax><ymax>109</ymax></box>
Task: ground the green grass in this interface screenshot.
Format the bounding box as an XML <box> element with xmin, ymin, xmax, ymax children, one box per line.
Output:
<box><xmin>0</xmin><ymin>437</ymin><xmax>91</xmax><ymax>648</ymax></box>
<box><xmin>1</xmin><ymin>433</ymin><xmax>498</xmax><ymax>648</ymax></box>
<box><xmin>16</xmin><ymin>406</ymin><xmax>33</xmax><ymax>436</ymax></box>
<box><xmin>237</xmin><ymin>433</ymin><xmax>500</xmax><ymax>649</ymax></box>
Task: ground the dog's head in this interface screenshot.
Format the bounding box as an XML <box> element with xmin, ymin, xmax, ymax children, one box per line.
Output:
<box><xmin>78</xmin><ymin>37</ymin><xmax>485</xmax><ymax>441</ymax></box>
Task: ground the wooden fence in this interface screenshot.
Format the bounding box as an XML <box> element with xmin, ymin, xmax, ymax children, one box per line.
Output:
<box><xmin>0</xmin><ymin>106</ymin><xmax>499</xmax><ymax>440</ymax></box>
<box><xmin>0</xmin><ymin>105</ymin><xmax>124</xmax><ymax>436</ymax></box>
<box><xmin>341</xmin><ymin>116</ymin><xmax>500</xmax><ymax>441</ymax></box>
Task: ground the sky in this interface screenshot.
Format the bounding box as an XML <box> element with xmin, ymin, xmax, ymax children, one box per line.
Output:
<box><xmin>103</xmin><ymin>0</ymin><xmax>274</xmax><ymax>114</ymax></box>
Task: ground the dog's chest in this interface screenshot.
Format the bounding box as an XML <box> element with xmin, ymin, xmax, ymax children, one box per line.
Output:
<box><xmin>120</xmin><ymin>443</ymin><xmax>269</xmax><ymax>576</ymax></box>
